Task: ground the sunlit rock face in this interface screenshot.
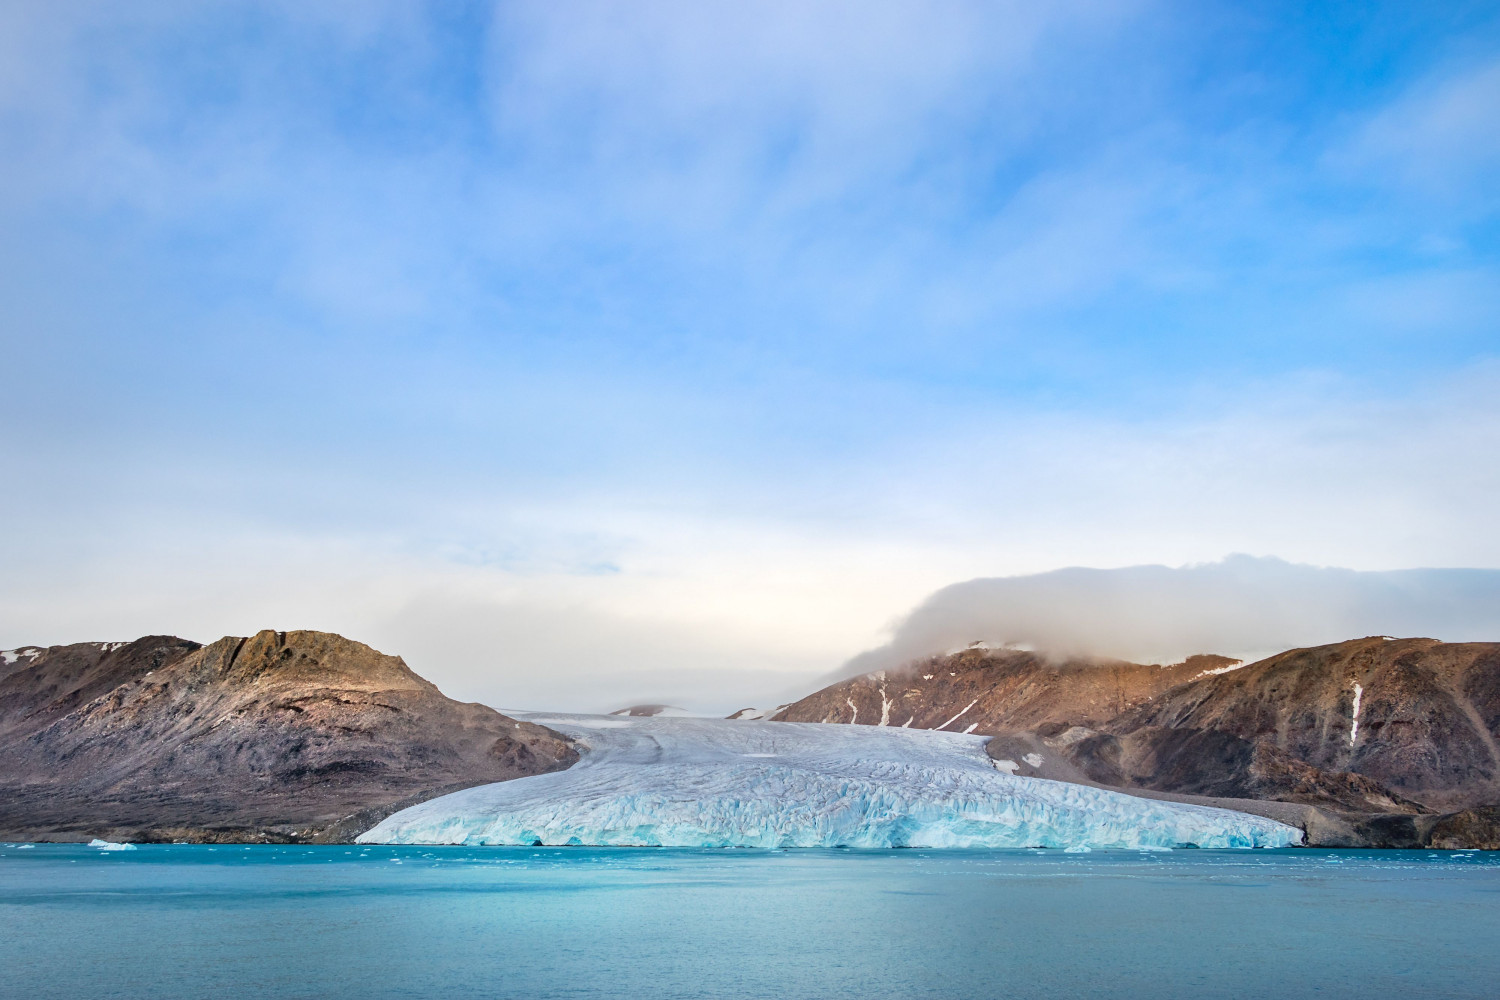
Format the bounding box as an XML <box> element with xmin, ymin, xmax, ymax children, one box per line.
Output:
<box><xmin>0</xmin><ymin>631</ymin><xmax>576</xmax><ymax>842</ymax></box>
<box><xmin>359</xmin><ymin>715</ymin><xmax>1301</xmax><ymax>849</ymax></box>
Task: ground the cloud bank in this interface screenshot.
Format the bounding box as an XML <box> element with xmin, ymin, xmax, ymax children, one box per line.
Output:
<box><xmin>2</xmin><ymin>6</ymin><xmax>1499</xmax><ymax>715</ymax></box>
<box><xmin>841</xmin><ymin>556</ymin><xmax>1500</xmax><ymax>676</ymax></box>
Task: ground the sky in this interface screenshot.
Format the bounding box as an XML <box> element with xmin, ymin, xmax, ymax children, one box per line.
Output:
<box><xmin>2</xmin><ymin>1</ymin><xmax>1499</xmax><ymax>713</ymax></box>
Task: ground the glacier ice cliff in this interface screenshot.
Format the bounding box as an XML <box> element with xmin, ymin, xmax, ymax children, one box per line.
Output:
<box><xmin>359</xmin><ymin>715</ymin><xmax>1302</xmax><ymax>849</ymax></box>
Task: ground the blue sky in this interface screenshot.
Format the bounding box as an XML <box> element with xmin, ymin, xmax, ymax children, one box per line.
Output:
<box><xmin>3</xmin><ymin>2</ymin><xmax>1499</xmax><ymax>711</ymax></box>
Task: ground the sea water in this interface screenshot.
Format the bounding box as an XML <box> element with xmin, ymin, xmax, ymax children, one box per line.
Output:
<box><xmin>2</xmin><ymin>844</ymin><xmax>1497</xmax><ymax>999</ymax></box>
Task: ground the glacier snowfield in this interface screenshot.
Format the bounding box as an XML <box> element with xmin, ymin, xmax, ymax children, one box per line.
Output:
<box><xmin>360</xmin><ymin>715</ymin><xmax>1300</xmax><ymax>849</ymax></box>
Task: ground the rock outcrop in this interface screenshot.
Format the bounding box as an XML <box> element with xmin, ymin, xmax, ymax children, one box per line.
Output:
<box><xmin>609</xmin><ymin>704</ymin><xmax>691</xmax><ymax>717</ymax></box>
<box><xmin>1107</xmin><ymin>637</ymin><xmax>1500</xmax><ymax>812</ymax></box>
<box><xmin>774</xmin><ymin>637</ymin><xmax>1500</xmax><ymax>847</ymax></box>
<box><xmin>0</xmin><ymin>631</ymin><xmax>575</xmax><ymax>842</ymax></box>
<box><xmin>772</xmin><ymin>648</ymin><xmax>1231</xmax><ymax>733</ymax></box>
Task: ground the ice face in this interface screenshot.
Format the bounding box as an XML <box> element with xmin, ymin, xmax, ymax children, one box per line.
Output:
<box><xmin>359</xmin><ymin>716</ymin><xmax>1302</xmax><ymax>849</ymax></box>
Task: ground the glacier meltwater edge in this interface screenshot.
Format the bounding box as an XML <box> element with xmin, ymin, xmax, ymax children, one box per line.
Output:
<box><xmin>359</xmin><ymin>715</ymin><xmax>1301</xmax><ymax>849</ymax></box>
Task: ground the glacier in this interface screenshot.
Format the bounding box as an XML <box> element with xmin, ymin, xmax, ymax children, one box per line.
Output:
<box><xmin>359</xmin><ymin>715</ymin><xmax>1302</xmax><ymax>849</ymax></box>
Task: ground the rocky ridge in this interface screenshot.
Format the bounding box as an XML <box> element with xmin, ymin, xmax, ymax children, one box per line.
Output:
<box><xmin>0</xmin><ymin>630</ymin><xmax>576</xmax><ymax>842</ymax></box>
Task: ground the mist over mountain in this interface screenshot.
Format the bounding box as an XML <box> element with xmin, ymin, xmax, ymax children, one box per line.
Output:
<box><xmin>838</xmin><ymin>556</ymin><xmax>1500</xmax><ymax>678</ymax></box>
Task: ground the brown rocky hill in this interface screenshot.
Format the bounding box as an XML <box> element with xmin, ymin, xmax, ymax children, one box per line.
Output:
<box><xmin>771</xmin><ymin>647</ymin><xmax>1236</xmax><ymax>733</ymax></box>
<box><xmin>0</xmin><ymin>630</ymin><xmax>575</xmax><ymax>842</ymax></box>
<box><xmin>773</xmin><ymin>638</ymin><xmax>1500</xmax><ymax>847</ymax></box>
<box><xmin>1103</xmin><ymin>637</ymin><xmax>1500</xmax><ymax>812</ymax></box>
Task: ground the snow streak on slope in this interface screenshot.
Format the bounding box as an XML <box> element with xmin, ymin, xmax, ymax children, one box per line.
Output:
<box><xmin>360</xmin><ymin>716</ymin><xmax>1301</xmax><ymax>849</ymax></box>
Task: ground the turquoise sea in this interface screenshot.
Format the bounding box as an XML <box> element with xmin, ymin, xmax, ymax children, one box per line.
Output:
<box><xmin>2</xmin><ymin>844</ymin><xmax>1498</xmax><ymax>999</ymax></box>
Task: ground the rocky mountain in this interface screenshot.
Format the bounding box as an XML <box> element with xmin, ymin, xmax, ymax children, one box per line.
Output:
<box><xmin>773</xmin><ymin>648</ymin><xmax>1238</xmax><ymax>732</ymax></box>
<box><xmin>1098</xmin><ymin>637</ymin><xmax>1500</xmax><ymax>812</ymax></box>
<box><xmin>0</xmin><ymin>630</ymin><xmax>576</xmax><ymax>843</ymax></box>
<box><xmin>609</xmin><ymin>704</ymin><xmax>694</xmax><ymax>717</ymax></box>
<box><xmin>773</xmin><ymin>637</ymin><xmax>1500</xmax><ymax>848</ymax></box>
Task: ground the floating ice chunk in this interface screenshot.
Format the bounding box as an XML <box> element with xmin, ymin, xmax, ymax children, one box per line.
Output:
<box><xmin>88</xmin><ymin>839</ymin><xmax>136</xmax><ymax>851</ymax></box>
<box><xmin>361</xmin><ymin>716</ymin><xmax>1302</xmax><ymax>850</ymax></box>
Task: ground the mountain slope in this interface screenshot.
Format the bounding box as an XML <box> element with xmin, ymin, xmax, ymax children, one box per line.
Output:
<box><xmin>772</xmin><ymin>637</ymin><xmax>1500</xmax><ymax>843</ymax></box>
<box><xmin>0</xmin><ymin>630</ymin><xmax>576</xmax><ymax>842</ymax></box>
<box><xmin>771</xmin><ymin>648</ymin><xmax>1235</xmax><ymax>733</ymax></box>
<box><xmin>1106</xmin><ymin>637</ymin><xmax>1500</xmax><ymax>811</ymax></box>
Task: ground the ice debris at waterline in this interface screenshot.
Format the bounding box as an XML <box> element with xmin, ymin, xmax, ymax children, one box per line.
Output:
<box><xmin>360</xmin><ymin>716</ymin><xmax>1301</xmax><ymax>849</ymax></box>
<box><xmin>87</xmin><ymin>839</ymin><xmax>136</xmax><ymax>851</ymax></box>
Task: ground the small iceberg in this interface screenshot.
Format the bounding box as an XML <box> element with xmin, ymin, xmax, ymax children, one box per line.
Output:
<box><xmin>88</xmin><ymin>838</ymin><xmax>136</xmax><ymax>851</ymax></box>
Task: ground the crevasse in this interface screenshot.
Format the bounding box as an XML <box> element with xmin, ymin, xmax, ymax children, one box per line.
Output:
<box><xmin>359</xmin><ymin>715</ymin><xmax>1301</xmax><ymax>849</ymax></box>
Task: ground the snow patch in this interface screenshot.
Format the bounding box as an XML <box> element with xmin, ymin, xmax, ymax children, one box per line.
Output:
<box><xmin>879</xmin><ymin>681</ymin><xmax>892</xmax><ymax>727</ymax></box>
<box><xmin>729</xmin><ymin>705</ymin><xmax>791</xmax><ymax>721</ymax></box>
<box><xmin>936</xmin><ymin>699</ymin><xmax>979</xmax><ymax>732</ymax></box>
<box><xmin>992</xmin><ymin>759</ymin><xmax>1020</xmax><ymax>775</ymax></box>
<box><xmin>963</xmin><ymin>722</ymin><xmax>979</xmax><ymax>734</ymax></box>
<box><xmin>845</xmin><ymin>697</ymin><xmax>858</xmax><ymax>725</ymax></box>
<box><xmin>1191</xmin><ymin>659</ymin><xmax>1246</xmax><ymax>681</ymax></box>
<box><xmin>1023</xmin><ymin>753</ymin><xmax>1044</xmax><ymax>768</ymax></box>
<box><xmin>361</xmin><ymin>714</ymin><xmax>1302</xmax><ymax>850</ymax></box>
<box><xmin>1350</xmin><ymin>683</ymin><xmax>1364</xmax><ymax>746</ymax></box>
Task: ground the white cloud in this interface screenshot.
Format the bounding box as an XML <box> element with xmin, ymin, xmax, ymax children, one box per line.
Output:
<box><xmin>1335</xmin><ymin>57</ymin><xmax>1500</xmax><ymax>201</ymax></box>
<box><xmin>4</xmin><ymin>362</ymin><xmax>1499</xmax><ymax>713</ymax></box>
<box><xmin>2</xmin><ymin>3</ymin><xmax>1498</xmax><ymax>717</ymax></box>
<box><xmin>841</xmin><ymin>555</ymin><xmax>1500</xmax><ymax>676</ymax></box>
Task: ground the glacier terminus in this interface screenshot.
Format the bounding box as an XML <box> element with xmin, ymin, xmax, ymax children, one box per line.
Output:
<box><xmin>359</xmin><ymin>715</ymin><xmax>1302</xmax><ymax>849</ymax></box>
